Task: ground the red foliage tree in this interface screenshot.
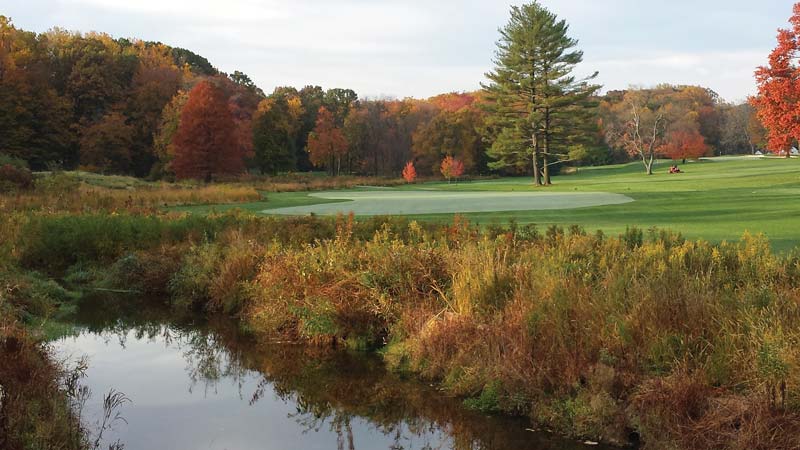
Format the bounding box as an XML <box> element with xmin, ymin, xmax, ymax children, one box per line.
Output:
<box><xmin>659</xmin><ymin>129</ymin><xmax>709</xmax><ymax>162</ymax></box>
<box><xmin>440</xmin><ymin>155</ymin><xmax>464</xmax><ymax>183</ymax></box>
<box><xmin>171</xmin><ymin>80</ymin><xmax>244</xmax><ymax>180</ymax></box>
<box><xmin>308</xmin><ymin>107</ymin><xmax>348</xmax><ymax>176</ymax></box>
<box><xmin>402</xmin><ymin>161</ymin><xmax>417</xmax><ymax>183</ymax></box>
<box><xmin>427</xmin><ymin>92</ymin><xmax>477</xmax><ymax>112</ymax></box>
<box><xmin>751</xmin><ymin>3</ymin><xmax>800</xmax><ymax>157</ymax></box>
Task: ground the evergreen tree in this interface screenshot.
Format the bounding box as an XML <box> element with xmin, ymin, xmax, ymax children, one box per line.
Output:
<box><xmin>483</xmin><ymin>2</ymin><xmax>599</xmax><ymax>185</ymax></box>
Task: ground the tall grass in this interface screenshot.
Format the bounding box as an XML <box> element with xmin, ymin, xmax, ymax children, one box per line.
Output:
<box><xmin>184</xmin><ymin>221</ymin><xmax>800</xmax><ymax>448</ymax></box>
<box><xmin>0</xmin><ymin>177</ymin><xmax>261</xmax><ymax>214</ymax></box>
<box><xmin>0</xmin><ymin>314</ymin><xmax>88</xmax><ymax>449</ymax></box>
<box><xmin>0</xmin><ymin>172</ymin><xmax>416</xmax><ymax>215</ymax></box>
<box><xmin>7</xmin><ymin>210</ymin><xmax>800</xmax><ymax>448</ymax></box>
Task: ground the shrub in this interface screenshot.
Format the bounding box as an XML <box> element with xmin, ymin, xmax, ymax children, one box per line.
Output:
<box><xmin>0</xmin><ymin>164</ymin><xmax>34</xmax><ymax>192</ymax></box>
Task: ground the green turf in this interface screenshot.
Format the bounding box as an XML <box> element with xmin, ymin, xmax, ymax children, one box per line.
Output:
<box><xmin>266</xmin><ymin>191</ymin><xmax>634</xmax><ymax>215</ymax></box>
<box><xmin>173</xmin><ymin>157</ymin><xmax>800</xmax><ymax>251</ymax></box>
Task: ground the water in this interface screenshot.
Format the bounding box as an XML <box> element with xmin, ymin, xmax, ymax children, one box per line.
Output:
<box><xmin>51</xmin><ymin>303</ymin><xmax>616</xmax><ymax>450</ymax></box>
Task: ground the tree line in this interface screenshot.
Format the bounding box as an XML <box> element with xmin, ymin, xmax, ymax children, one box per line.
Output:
<box><xmin>0</xmin><ymin>5</ymin><xmax>771</xmax><ymax>182</ymax></box>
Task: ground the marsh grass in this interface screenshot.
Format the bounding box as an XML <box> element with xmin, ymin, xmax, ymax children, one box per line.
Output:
<box><xmin>6</xmin><ymin>208</ymin><xmax>800</xmax><ymax>448</ymax></box>
<box><xmin>0</xmin><ymin>176</ymin><xmax>261</xmax><ymax>214</ymax></box>
<box><xmin>204</xmin><ymin>220</ymin><xmax>800</xmax><ymax>448</ymax></box>
<box><xmin>0</xmin><ymin>321</ymin><xmax>87</xmax><ymax>450</ymax></box>
<box><xmin>0</xmin><ymin>172</ymin><xmax>414</xmax><ymax>216</ymax></box>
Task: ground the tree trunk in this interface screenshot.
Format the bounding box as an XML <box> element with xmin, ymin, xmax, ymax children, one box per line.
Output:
<box><xmin>532</xmin><ymin>133</ymin><xmax>542</xmax><ymax>186</ymax></box>
<box><xmin>542</xmin><ymin>139</ymin><xmax>551</xmax><ymax>186</ymax></box>
<box><xmin>543</xmin><ymin>110</ymin><xmax>552</xmax><ymax>185</ymax></box>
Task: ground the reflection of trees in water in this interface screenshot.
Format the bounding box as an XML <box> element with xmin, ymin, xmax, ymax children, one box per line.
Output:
<box><xmin>214</xmin><ymin>342</ymin><xmax>516</xmax><ymax>450</ymax></box>
<box><xmin>69</xmin><ymin>304</ymin><xmax>601</xmax><ymax>450</ymax></box>
<box><xmin>181</xmin><ymin>330</ymin><xmax>249</xmax><ymax>397</ymax></box>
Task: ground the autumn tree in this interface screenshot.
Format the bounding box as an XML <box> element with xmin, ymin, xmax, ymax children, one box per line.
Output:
<box><xmin>660</xmin><ymin>129</ymin><xmax>709</xmax><ymax>163</ymax></box>
<box><xmin>211</xmin><ymin>74</ymin><xmax>261</xmax><ymax>172</ymax></box>
<box><xmin>344</xmin><ymin>101</ymin><xmax>392</xmax><ymax>175</ymax></box>
<box><xmin>0</xmin><ymin>17</ymin><xmax>74</xmax><ymax>169</ymax></box>
<box><xmin>440</xmin><ymin>155</ymin><xmax>464</xmax><ymax>183</ymax></box>
<box><xmin>602</xmin><ymin>89</ymin><xmax>668</xmax><ymax>175</ymax></box>
<box><xmin>427</xmin><ymin>92</ymin><xmax>477</xmax><ymax>112</ymax></box>
<box><xmin>402</xmin><ymin>161</ymin><xmax>417</xmax><ymax>183</ymax></box>
<box><xmin>412</xmin><ymin>109</ymin><xmax>485</xmax><ymax>175</ymax></box>
<box><xmin>721</xmin><ymin>103</ymin><xmax>764</xmax><ymax>154</ymax></box>
<box><xmin>78</xmin><ymin>111</ymin><xmax>134</xmax><ymax>173</ymax></box>
<box><xmin>66</xmin><ymin>34</ymin><xmax>136</xmax><ymax>123</ymax></box>
<box><xmin>229</xmin><ymin>70</ymin><xmax>264</xmax><ymax>97</ymax></box>
<box><xmin>751</xmin><ymin>3</ymin><xmax>800</xmax><ymax>157</ymax></box>
<box><xmin>296</xmin><ymin>85</ymin><xmax>327</xmax><ymax>171</ymax></box>
<box><xmin>483</xmin><ymin>2</ymin><xmax>600</xmax><ymax>185</ymax></box>
<box><xmin>152</xmin><ymin>90</ymin><xmax>189</xmax><ymax>177</ymax></box>
<box><xmin>307</xmin><ymin>107</ymin><xmax>348</xmax><ymax>175</ymax></box>
<box><xmin>124</xmin><ymin>42</ymin><xmax>182</xmax><ymax>175</ymax></box>
<box><xmin>172</xmin><ymin>80</ymin><xmax>244</xmax><ymax>180</ymax></box>
<box><xmin>252</xmin><ymin>90</ymin><xmax>303</xmax><ymax>174</ymax></box>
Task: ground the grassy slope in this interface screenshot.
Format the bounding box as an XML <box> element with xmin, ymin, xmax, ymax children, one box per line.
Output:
<box><xmin>175</xmin><ymin>157</ymin><xmax>800</xmax><ymax>251</ymax></box>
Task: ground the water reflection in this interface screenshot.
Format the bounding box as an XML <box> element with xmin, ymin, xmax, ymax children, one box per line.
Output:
<box><xmin>52</xmin><ymin>300</ymin><xmax>614</xmax><ymax>450</ymax></box>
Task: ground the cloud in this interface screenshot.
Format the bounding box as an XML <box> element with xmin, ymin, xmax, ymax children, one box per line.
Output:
<box><xmin>4</xmin><ymin>0</ymin><xmax>791</xmax><ymax>101</ymax></box>
<box><xmin>588</xmin><ymin>50</ymin><xmax>765</xmax><ymax>100</ymax></box>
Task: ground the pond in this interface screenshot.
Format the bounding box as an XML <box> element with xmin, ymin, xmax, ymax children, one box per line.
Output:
<box><xmin>51</xmin><ymin>301</ymin><xmax>616</xmax><ymax>450</ymax></box>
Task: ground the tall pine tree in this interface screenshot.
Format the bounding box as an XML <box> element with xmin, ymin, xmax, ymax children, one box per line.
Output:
<box><xmin>483</xmin><ymin>2</ymin><xmax>599</xmax><ymax>185</ymax></box>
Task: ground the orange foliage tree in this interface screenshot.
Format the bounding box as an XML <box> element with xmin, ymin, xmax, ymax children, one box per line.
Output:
<box><xmin>172</xmin><ymin>80</ymin><xmax>244</xmax><ymax>180</ymax></box>
<box><xmin>427</xmin><ymin>92</ymin><xmax>477</xmax><ymax>112</ymax></box>
<box><xmin>659</xmin><ymin>129</ymin><xmax>709</xmax><ymax>162</ymax></box>
<box><xmin>751</xmin><ymin>3</ymin><xmax>800</xmax><ymax>157</ymax></box>
<box><xmin>402</xmin><ymin>161</ymin><xmax>417</xmax><ymax>183</ymax></box>
<box><xmin>308</xmin><ymin>107</ymin><xmax>348</xmax><ymax>176</ymax></box>
<box><xmin>79</xmin><ymin>112</ymin><xmax>134</xmax><ymax>174</ymax></box>
<box><xmin>440</xmin><ymin>155</ymin><xmax>464</xmax><ymax>183</ymax></box>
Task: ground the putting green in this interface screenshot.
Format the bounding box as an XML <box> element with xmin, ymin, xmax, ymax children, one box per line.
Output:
<box><xmin>264</xmin><ymin>190</ymin><xmax>634</xmax><ymax>216</ymax></box>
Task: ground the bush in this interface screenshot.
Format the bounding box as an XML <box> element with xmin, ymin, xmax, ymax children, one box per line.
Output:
<box><xmin>18</xmin><ymin>213</ymin><xmax>238</xmax><ymax>273</ymax></box>
<box><xmin>0</xmin><ymin>164</ymin><xmax>34</xmax><ymax>192</ymax></box>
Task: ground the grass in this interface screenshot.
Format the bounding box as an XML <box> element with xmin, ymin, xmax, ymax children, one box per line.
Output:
<box><xmin>173</xmin><ymin>157</ymin><xmax>800</xmax><ymax>251</ymax></box>
<box><xmin>435</xmin><ymin>158</ymin><xmax>800</xmax><ymax>251</ymax></box>
<box><xmin>169</xmin><ymin>190</ymin><xmax>348</xmax><ymax>215</ymax></box>
<box><xmin>263</xmin><ymin>191</ymin><xmax>634</xmax><ymax>215</ymax></box>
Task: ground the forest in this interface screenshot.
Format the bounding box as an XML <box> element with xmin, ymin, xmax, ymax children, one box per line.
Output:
<box><xmin>0</xmin><ymin>15</ymin><xmax>766</xmax><ymax>184</ymax></box>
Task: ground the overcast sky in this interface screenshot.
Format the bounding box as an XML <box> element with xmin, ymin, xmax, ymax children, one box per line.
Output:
<box><xmin>4</xmin><ymin>0</ymin><xmax>795</xmax><ymax>102</ymax></box>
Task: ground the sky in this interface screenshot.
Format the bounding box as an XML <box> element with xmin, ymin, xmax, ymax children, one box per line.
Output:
<box><xmin>2</xmin><ymin>0</ymin><xmax>795</xmax><ymax>102</ymax></box>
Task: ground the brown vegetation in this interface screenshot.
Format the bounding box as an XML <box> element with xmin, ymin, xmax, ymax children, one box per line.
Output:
<box><xmin>6</xmin><ymin>207</ymin><xmax>798</xmax><ymax>448</ymax></box>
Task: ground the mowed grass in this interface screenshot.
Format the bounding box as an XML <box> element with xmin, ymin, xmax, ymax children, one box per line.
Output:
<box><xmin>174</xmin><ymin>157</ymin><xmax>800</xmax><ymax>251</ymax></box>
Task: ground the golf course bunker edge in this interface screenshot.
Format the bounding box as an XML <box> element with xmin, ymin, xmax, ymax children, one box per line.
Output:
<box><xmin>264</xmin><ymin>190</ymin><xmax>635</xmax><ymax>216</ymax></box>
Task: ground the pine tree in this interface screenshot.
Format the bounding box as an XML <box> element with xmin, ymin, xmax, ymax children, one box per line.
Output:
<box><xmin>483</xmin><ymin>2</ymin><xmax>600</xmax><ymax>185</ymax></box>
